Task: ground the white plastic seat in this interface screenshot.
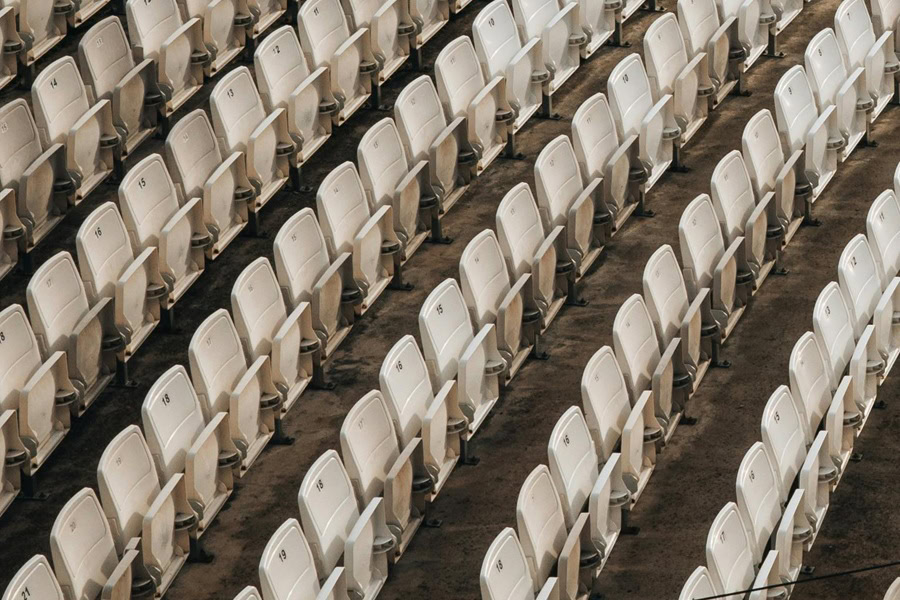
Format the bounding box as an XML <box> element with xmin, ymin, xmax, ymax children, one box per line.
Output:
<box><xmin>0</xmin><ymin>187</ymin><xmax>21</xmax><ymax>282</ymax></box>
<box><xmin>317</xmin><ymin>161</ymin><xmax>404</xmax><ymax>313</ymax></box>
<box><xmin>679</xmin><ymin>194</ymin><xmax>751</xmax><ymax>341</ymax></box>
<box><xmin>644</xmin><ymin>14</ymin><xmax>713</xmax><ymax>145</ymax></box>
<box><xmin>534</xmin><ymin>135</ymin><xmax>607</xmax><ymax>279</ymax></box>
<box><xmin>232</xmin><ymin>257</ymin><xmax>318</xmax><ymax>414</ymax></box>
<box><xmin>50</xmin><ymin>488</ymin><xmax>141</xmax><ymax>600</ymax></box>
<box><xmin>435</xmin><ymin>36</ymin><xmax>512</xmax><ymax>175</ymax></box>
<box><xmin>341</xmin><ymin>0</ymin><xmax>410</xmax><ymax>92</ymax></box>
<box><xmin>259</xmin><ymin>518</ymin><xmax>349</xmax><ymax>600</ymax></box>
<box><xmin>189</xmin><ymin>309</ymin><xmax>278</xmax><ymax>476</ymax></box>
<box><xmin>235</xmin><ymin>586</ymin><xmax>264</xmax><ymax>600</ymax></box>
<box><xmin>418</xmin><ymin>279</ymin><xmax>505</xmax><ymax>439</ymax></box>
<box><xmin>255</xmin><ymin>26</ymin><xmax>337</xmax><ymax>169</ymax></box>
<box><xmin>710</xmin><ymin>150</ymin><xmax>780</xmax><ymax>291</ymax></box>
<box><xmin>119</xmin><ymin>154</ymin><xmax>207</xmax><ymax>312</ymax></box>
<box><xmin>379</xmin><ymin>334</ymin><xmax>465</xmax><ymax>500</ymax></box>
<box><xmin>678</xmin><ymin>566</ymin><xmax>719</xmax><ymax>600</ymax></box>
<box><xmin>496</xmin><ymin>183</ymin><xmax>572</xmax><ymax>330</ymax></box>
<box><xmin>741</xmin><ymin>109</ymin><xmax>803</xmax><ymax>245</ymax></box>
<box><xmin>705</xmin><ymin>502</ymin><xmax>767</xmax><ymax>600</ymax></box>
<box><xmin>570</xmin><ymin>0</ymin><xmax>613</xmax><ymax>58</ymax></box>
<box><xmin>298</xmin><ymin>450</ymin><xmax>393</xmax><ymax>600</ymax></box>
<box><xmin>510</xmin><ymin>0</ymin><xmax>583</xmax><ymax>100</ymax></box>
<box><xmin>773</xmin><ymin>66</ymin><xmax>842</xmax><ymax>203</ymax></box>
<box><xmin>297</xmin><ymin>0</ymin><xmax>376</xmax><ymax>125</ymax></box>
<box><xmin>0</xmin><ymin>409</ymin><xmax>25</xmax><ymax>517</ymax></box>
<box><xmin>97</xmin><ymin>425</ymin><xmax>192</xmax><ymax>598</ymax></box>
<box><xmin>760</xmin><ymin>385</ymin><xmax>806</xmax><ymax>503</ymax></box>
<box><xmin>3</xmin><ymin>555</ymin><xmax>66</xmax><ymax>600</ymax></box>
<box><xmin>768</xmin><ymin>0</ymin><xmax>801</xmax><ymax>44</ymax></box>
<box><xmin>824</xmin><ymin>375</ymin><xmax>858</xmax><ymax>485</ymax></box>
<box><xmin>676</xmin><ymin>0</ymin><xmax>745</xmax><ymax>107</ymax></box>
<box><xmin>176</xmin><ymin>0</ymin><xmax>249</xmax><ymax>76</ymax></box>
<box><xmin>885</xmin><ymin>578</ymin><xmax>900</xmax><ymax>600</ymax></box>
<box><xmin>472</xmin><ymin>0</ymin><xmax>548</xmax><ymax>134</ymax></box>
<box><xmin>394</xmin><ymin>75</ymin><xmax>472</xmax><ymax>218</ymax></box>
<box><xmin>125</xmin><ymin>0</ymin><xmax>208</xmax><ymax>119</ymax></box>
<box><xmin>141</xmin><ymin>364</ymin><xmax>239</xmax><ymax>537</ymax></box>
<box><xmin>26</xmin><ymin>251</ymin><xmax>120</xmax><ymax>415</ymax></box>
<box><xmin>835</xmin><ymin>0</ymin><xmax>899</xmax><ymax>122</ymax></box>
<box><xmin>408</xmin><ymin>0</ymin><xmax>448</xmax><ymax>52</ymax></box>
<box><xmin>872</xmin><ymin>0</ymin><xmax>900</xmax><ymax>40</ymax></box>
<box><xmin>798</xmin><ymin>430</ymin><xmax>835</xmax><ymax>547</ymax></box>
<box><xmin>867</xmin><ymin>189</ymin><xmax>900</xmax><ymax>281</ymax></box>
<box><xmin>31</xmin><ymin>56</ymin><xmax>118</xmax><ymax>204</ymax></box>
<box><xmin>8</xmin><ymin>0</ymin><xmax>67</xmax><ymax>68</ymax></box>
<box><xmin>805</xmin><ymin>28</ymin><xmax>871</xmax><ymax>161</ymax></box>
<box><xmin>480</xmin><ymin>528</ymin><xmax>558</xmax><ymax>600</ymax></box>
<box><xmin>789</xmin><ymin>332</ymin><xmax>834</xmax><ymax>443</ymax></box>
<box><xmin>210</xmin><ymin>66</ymin><xmax>293</xmax><ymax>211</ymax></box>
<box><xmin>607</xmin><ymin>54</ymin><xmax>680</xmax><ymax>191</ymax></box>
<box><xmin>165</xmin><ymin>109</ymin><xmax>251</xmax><ymax>259</ymax></box>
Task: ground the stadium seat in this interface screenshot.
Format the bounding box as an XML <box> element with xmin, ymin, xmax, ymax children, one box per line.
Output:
<box><xmin>232</xmin><ymin>257</ymin><xmax>319</xmax><ymax>413</ymax></box>
<box><xmin>735</xmin><ymin>442</ymin><xmax>785</xmax><ymax>564</ymax></box>
<box><xmin>798</xmin><ymin>430</ymin><xmax>835</xmax><ymax>547</ymax></box>
<box><xmin>788</xmin><ymin>332</ymin><xmax>834</xmax><ymax>443</ymax></box>
<box><xmin>78</xmin><ymin>17</ymin><xmax>160</xmax><ymax>159</ymax></box>
<box><xmin>749</xmin><ymin>550</ymin><xmax>789</xmax><ymax>600</ymax></box>
<box><xmin>480</xmin><ymin>528</ymin><xmax>558</xmax><ymax>600</ymax></box>
<box><xmin>341</xmin><ymin>391</ymin><xmax>430</xmax><ymax>558</ymax></box>
<box><xmin>273</xmin><ymin>208</ymin><xmax>359</xmax><ymax>360</ymax></box>
<box><xmin>119</xmin><ymin>154</ymin><xmax>208</xmax><ymax>315</ymax></box>
<box><xmin>867</xmin><ymin>189</ymin><xmax>900</xmax><ymax>282</ymax></box>
<box><xmin>679</xmin><ymin>194</ymin><xmax>751</xmax><ymax>341</ymax></box>
<box><xmin>10</xmin><ymin>0</ymin><xmax>67</xmax><ymax>70</ymax></box>
<box><xmin>175</xmin><ymin>0</ymin><xmax>248</xmax><ymax>75</ymax></box>
<box><xmin>407</xmin><ymin>0</ymin><xmax>448</xmax><ymax>59</ymax></box>
<box><xmin>516</xmin><ymin>464</ymin><xmax>593</xmax><ymax>599</ymax></box>
<box><xmin>760</xmin><ymin>385</ymin><xmax>806</xmax><ymax>503</ymax></box>
<box><xmin>317</xmin><ymin>161</ymin><xmax>407</xmax><ymax>313</ymax></box>
<box><xmin>379</xmin><ymin>334</ymin><xmax>465</xmax><ymax>499</ymax></box>
<box><xmin>885</xmin><ymin>578</ymin><xmax>900</xmax><ymax>600</ymax></box>
<box><xmin>496</xmin><ymin>183</ymin><xmax>574</xmax><ymax>330</ymax></box>
<box><xmin>259</xmin><ymin>518</ymin><xmax>349</xmax><ymax>600</ymax></box>
<box><xmin>418</xmin><ymin>279</ymin><xmax>505</xmax><ymax>439</ymax></box>
<box><xmin>824</xmin><ymin>375</ymin><xmax>858</xmax><ymax>485</ymax></box>
<box><xmin>26</xmin><ymin>251</ymin><xmax>121</xmax><ymax>414</ymax></box>
<box><xmin>872</xmin><ymin>0</ymin><xmax>900</xmax><ymax>41</ymax></box>
<box><xmin>141</xmin><ymin>365</ymin><xmax>239</xmax><ymax>537</ymax></box>
<box><xmin>472</xmin><ymin>0</ymin><xmax>548</xmax><ymax>135</ymax></box>
<box><xmin>66</xmin><ymin>0</ymin><xmax>107</xmax><ymax>27</ymax></box>
<box><xmin>571</xmin><ymin>92</ymin><xmax>645</xmax><ymax>233</ymax></box>
<box><xmin>165</xmin><ymin>109</ymin><xmax>251</xmax><ymax>257</ymax></box>
<box><xmin>394</xmin><ymin>75</ymin><xmax>473</xmax><ymax>219</ymax></box>
<box><xmin>676</xmin><ymin>0</ymin><xmax>745</xmax><ymax>107</ymax></box>
<box><xmin>254</xmin><ymin>26</ymin><xmax>337</xmax><ymax>174</ymax></box>
<box><xmin>31</xmin><ymin>57</ymin><xmax>119</xmax><ymax>203</ymax></box>
<box><xmin>0</xmin><ymin>410</ymin><xmax>25</xmax><ymax>517</ymax></box>
<box><xmin>357</xmin><ymin>117</ymin><xmax>433</xmax><ymax>260</ymax></box>
<box><xmin>741</xmin><ymin>109</ymin><xmax>804</xmax><ymax>244</ymax></box>
<box><xmin>705</xmin><ymin>503</ymin><xmax>768</xmax><ymax>600</ymax></box>
<box><xmin>613</xmin><ymin>294</ymin><xmax>686</xmax><ymax>441</ymax></box>
<box><xmin>298</xmin><ymin>449</ymin><xmax>393</xmax><ymax>600</ymax></box>
<box><xmin>125</xmin><ymin>0</ymin><xmax>208</xmax><ymax>123</ymax></box>
<box><xmin>235</xmin><ymin>586</ymin><xmax>264</xmax><ymax>600</ymax></box>
<box><xmin>534</xmin><ymin>135</ymin><xmax>608</xmax><ymax>279</ymax></box>
<box><xmin>643</xmin><ymin>244</ymin><xmax>716</xmax><ymax>392</ymax></box>
<box><xmin>773</xmin><ymin>66</ymin><xmax>842</xmax><ymax>204</ymax></box>
<box><xmin>768</xmin><ymin>0</ymin><xmax>802</xmax><ymax>56</ymax></box>
<box><xmin>341</xmin><ymin>0</ymin><xmax>410</xmax><ymax>104</ymax></box>
<box><xmin>2</xmin><ymin>555</ymin><xmax>65</xmax><ymax>600</ymax></box>
<box><xmin>209</xmin><ymin>67</ymin><xmax>293</xmax><ymax>215</ymax></box>
<box><xmin>570</xmin><ymin>0</ymin><xmax>613</xmax><ymax>58</ymax></box>
<box><xmin>189</xmin><ymin>309</ymin><xmax>279</xmax><ymax>476</ymax></box>
<box><xmin>834</xmin><ymin>0</ymin><xmax>899</xmax><ymax>122</ymax></box>
<box><xmin>0</xmin><ymin>188</ymin><xmax>22</xmax><ymax>280</ymax></box>
<box><xmin>0</xmin><ymin>99</ymin><xmax>72</xmax><ymax>260</ymax></box>
<box><xmin>644</xmin><ymin>14</ymin><xmax>713</xmax><ymax>145</ymax></box>
<box><xmin>607</xmin><ymin>54</ymin><xmax>682</xmax><ymax>188</ymax></box>
<box><xmin>97</xmin><ymin>425</ymin><xmax>193</xmax><ymax>597</ymax></box>
<box><xmin>805</xmin><ymin>29</ymin><xmax>872</xmax><ymax>160</ymax></box>
<box><xmin>435</xmin><ymin>36</ymin><xmax>513</xmax><ymax>174</ymax></box>
<box><xmin>297</xmin><ymin>0</ymin><xmax>376</xmax><ymax>125</ymax></box>
<box><xmin>677</xmin><ymin>566</ymin><xmax>718</xmax><ymax>600</ymax></box>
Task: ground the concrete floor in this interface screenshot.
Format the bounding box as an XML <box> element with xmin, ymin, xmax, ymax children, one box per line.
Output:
<box><xmin>1</xmin><ymin>0</ymin><xmax>899</xmax><ymax>597</ymax></box>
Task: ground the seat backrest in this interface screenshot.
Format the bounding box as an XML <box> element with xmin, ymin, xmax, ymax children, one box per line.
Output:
<box><xmin>31</xmin><ymin>57</ymin><xmax>91</xmax><ymax>147</ymax></box>
<box><xmin>642</xmin><ymin>244</ymin><xmax>689</xmax><ymax>347</ymax></box>
<box><xmin>50</xmin><ymin>488</ymin><xmax>120</xmax><ymax>600</ymax></box>
<box><xmin>512</xmin><ymin>0</ymin><xmax>561</xmax><ymax>40</ymax></box>
<box><xmin>838</xmin><ymin>233</ymin><xmax>883</xmax><ymax>336</ymax></box>
<box><xmin>496</xmin><ymin>183</ymin><xmax>546</xmax><ymax>283</ymax></box>
<box><xmin>435</xmin><ymin>36</ymin><xmax>488</xmax><ymax>120</ymax></box>
<box><xmin>341</xmin><ymin>390</ymin><xmax>400</xmax><ymax>505</ymax></box>
<box><xmin>3</xmin><ymin>555</ymin><xmax>65</xmax><ymax>600</ymax></box>
<box><xmin>26</xmin><ymin>252</ymin><xmax>91</xmax><ymax>356</ymax></box>
<box><xmin>547</xmin><ymin>406</ymin><xmax>599</xmax><ymax>528</ymax></box>
<box><xmin>0</xmin><ymin>99</ymin><xmax>43</xmax><ymax>189</ymax></box>
<box><xmin>480</xmin><ymin>528</ymin><xmax>538</xmax><ymax>600</ymax></box>
<box><xmin>804</xmin><ymin>29</ymin><xmax>849</xmax><ymax>109</ymax></box>
<box><xmin>97</xmin><ymin>425</ymin><xmax>162</xmax><ymax>547</ymax></box>
<box><xmin>773</xmin><ymin>66</ymin><xmax>819</xmax><ymax>153</ymax></box>
<box><xmin>644</xmin><ymin>14</ymin><xmax>689</xmax><ymax>96</ymax></box>
<box><xmin>379</xmin><ymin>334</ymin><xmax>434</xmax><ymax>447</ymax></box>
<box><xmin>516</xmin><ymin>464</ymin><xmax>567</xmax><ymax>586</ymax></box>
<box><xmin>189</xmin><ymin>309</ymin><xmax>249</xmax><ymax>420</ymax></box>
<box><xmin>75</xmin><ymin>202</ymin><xmax>136</xmax><ymax>304</ymax></box>
<box><xmin>460</xmin><ymin>230</ymin><xmax>512</xmax><ymax>330</ymax></box>
<box><xmin>357</xmin><ymin>118</ymin><xmax>411</xmax><ymax>213</ymax></box>
<box><xmin>571</xmin><ymin>93</ymin><xmax>621</xmax><ymax>184</ymax></box>
<box><xmin>316</xmin><ymin>162</ymin><xmax>372</xmax><ymax>258</ymax></box>
<box><xmin>613</xmin><ymin>294</ymin><xmax>662</xmax><ymax>400</ymax></box>
<box><xmin>741</xmin><ymin>110</ymin><xmax>785</xmax><ymax>200</ymax></box>
<box><xmin>273</xmin><ymin>208</ymin><xmax>332</xmax><ymax>308</ymax></box>
<box><xmin>789</xmin><ymin>332</ymin><xmax>832</xmax><ymax>440</ymax></box>
<box><xmin>705</xmin><ymin>502</ymin><xmax>755</xmax><ymax>600</ymax></box>
<box><xmin>298</xmin><ymin>449</ymin><xmax>361</xmax><ymax>574</ymax></box>
<box><xmin>867</xmin><ymin>190</ymin><xmax>900</xmax><ymax>282</ymax></box>
<box><xmin>254</xmin><ymin>26</ymin><xmax>313</xmax><ymax>113</ymax></box>
<box><xmin>297</xmin><ymin>0</ymin><xmax>352</xmax><ymax>69</ymax></box>
<box><xmin>679</xmin><ymin>194</ymin><xmax>725</xmax><ymax>289</ymax></box>
<box><xmin>534</xmin><ymin>135</ymin><xmax>584</xmax><ymax>229</ymax></box>
<box><xmin>834</xmin><ymin>0</ymin><xmax>877</xmax><ymax>70</ymax></box>
<box><xmin>678</xmin><ymin>566</ymin><xmax>719</xmax><ymax>600</ymax></box>
<box><xmin>472</xmin><ymin>0</ymin><xmax>524</xmax><ymax>81</ymax></box>
<box><xmin>118</xmin><ymin>154</ymin><xmax>181</xmax><ymax>249</ymax></box>
<box><xmin>126</xmin><ymin>0</ymin><xmax>184</xmax><ymax>59</ymax></box>
<box><xmin>676</xmin><ymin>0</ymin><xmax>720</xmax><ymax>58</ymax></box>
<box><xmin>165</xmin><ymin>109</ymin><xmax>225</xmax><ymax>201</ymax></box>
<box><xmin>210</xmin><ymin>67</ymin><xmax>268</xmax><ymax>154</ymax></box>
<box><xmin>141</xmin><ymin>365</ymin><xmax>206</xmax><ymax>482</ymax></box>
<box><xmin>259</xmin><ymin>518</ymin><xmax>321</xmax><ymax>600</ymax></box>
<box><xmin>0</xmin><ymin>304</ymin><xmax>44</xmax><ymax>414</ymax></box>
<box><xmin>394</xmin><ymin>75</ymin><xmax>448</xmax><ymax>165</ymax></box>
<box><xmin>232</xmin><ymin>257</ymin><xmax>288</xmax><ymax>361</ymax></box>
<box><xmin>872</xmin><ymin>0</ymin><xmax>900</xmax><ymax>36</ymax></box>
<box><xmin>607</xmin><ymin>54</ymin><xmax>655</xmax><ymax>140</ymax></box>
<box><xmin>710</xmin><ymin>151</ymin><xmax>756</xmax><ymax>243</ymax></box>
<box><xmin>813</xmin><ymin>281</ymin><xmax>857</xmax><ymax>389</ymax></box>
<box><xmin>760</xmin><ymin>385</ymin><xmax>806</xmax><ymax>502</ymax></box>
<box><xmin>580</xmin><ymin>346</ymin><xmax>631</xmax><ymax>462</ymax></box>
<box><xmin>235</xmin><ymin>587</ymin><xmax>264</xmax><ymax>600</ymax></box>
<box><xmin>735</xmin><ymin>441</ymin><xmax>781</xmax><ymax>563</ymax></box>
<box><xmin>77</xmin><ymin>17</ymin><xmax>136</xmax><ymax>101</ymax></box>
<box><xmin>418</xmin><ymin>279</ymin><xmax>476</xmax><ymax>389</ymax></box>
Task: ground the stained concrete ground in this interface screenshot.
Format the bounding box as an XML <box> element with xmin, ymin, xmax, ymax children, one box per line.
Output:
<box><xmin>1</xmin><ymin>0</ymin><xmax>899</xmax><ymax>597</ymax></box>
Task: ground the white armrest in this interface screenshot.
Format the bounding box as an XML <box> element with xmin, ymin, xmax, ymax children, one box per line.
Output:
<box><xmin>849</xmin><ymin>325</ymin><xmax>875</xmax><ymax>411</ymax></box>
<box><xmin>352</xmin><ymin>204</ymin><xmax>398</xmax><ymax>287</ymax></box>
<box><xmin>271</xmin><ymin>300</ymin><xmax>316</xmax><ymax>391</ymax></box>
<box><xmin>605</xmin><ymin>134</ymin><xmax>637</xmax><ymax>213</ymax></box>
<box><xmin>804</xmin><ymin>104</ymin><xmax>838</xmax><ymax>171</ymax></box>
<box><xmin>674</xmin><ymin>51</ymin><xmax>710</xmax><ymax>122</ymax></box>
<box><xmin>142</xmin><ymin>472</ymin><xmax>192</xmax><ymax>577</ymax></box>
<box><xmin>536</xmin><ymin>576</ymin><xmax>560</xmax><ymax>600</ymax></box>
<box><xmin>653</xmin><ymin>338</ymin><xmax>678</xmax><ymax>421</ymax></box>
<box><xmin>775</xmin><ymin>149</ymin><xmax>801</xmax><ymax>226</ymax></box>
<box><xmin>102</xmin><ymin>539</ymin><xmax>140</xmax><ymax>599</ymax></box>
<box><xmin>159</xmin><ymin>17</ymin><xmax>205</xmax><ymax>91</ymax></box>
<box><xmin>345</xmin><ymin>497</ymin><xmax>392</xmax><ymax>599</ymax></box>
<box><xmin>428</xmin><ymin>115</ymin><xmax>468</xmax><ymax>202</ymax></box>
<box><xmin>874</xmin><ymin>277</ymin><xmax>899</xmax><ymax>362</ymax></box>
<box><xmin>680</xmin><ymin>288</ymin><xmax>707</xmax><ymax>368</ymax></box>
<box><xmin>313</xmin><ymin>251</ymin><xmax>357</xmax><ymax>332</ymax></box>
<box><xmin>774</xmin><ymin>490</ymin><xmax>808</xmax><ymax>584</ymax></box>
<box><xmin>540</xmin><ymin>2</ymin><xmax>579</xmax><ymax>74</ymax></box>
<box><xmin>371</xmin><ymin>0</ymin><xmax>407</xmax><ymax>73</ymax></box>
<box><xmin>566</xmin><ymin>181</ymin><xmax>597</xmax><ymax>265</ymax></box>
<box><xmin>640</xmin><ymin>94</ymin><xmax>675</xmax><ymax>165</ymax></box>
<box><xmin>20</xmin><ymin>142</ymin><xmax>68</xmax><ymax>225</ymax></box>
<box><xmin>744</xmin><ymin>197</ymin><xmax>769</xmax><ymax>275</ymax></box>
<box><xmin>205</xmin><ymin>150</ymin><xmax>252</xmax><ymax>223</ymax></box>
<box><xmin>385</xmin><ymin>436</ymin><xmax>427</xmax><ymax>530</ymax></box>
<box><xmin>230</xmin><ymin>355</ymin><xmax>278</xmax><ymax>448</ymax></box>
<box><xmin>532</xmin><ymin>225</ymin><xmax>562</xmax><ymax>315</ymax></box>
<box><xmin>835</xmin><ymin>66</ymin><xmax>867</xmax><ymax>139</ymax></box>
<box><xmin>468</xmin><ymin>75</ymin><xmax>510</xmax><ymax>152</ymax></box>
<box><xmin>160</xmin><ymin>196</ymin><xmax>205</xmax><ymax>283</ymax></box>
<box><xmin>557</xmin><ymin>511</ymin><xmax>588</xmax><ymax>600</ymax></box>
<box><xmin>317</xmin><ymin>566</ymin><xmax>351</xmax><ymax>600</ymax></box>
<box><xmin>185</xmin><ymin>411</ymin><xmax>238</xmax><ymax>514</ymax></box>
<box><xmin>66</xmin><ymin>99</ymin><xmax>115</xmax><ymax>180</ymax></box>
<box><xmin>708</xmin><ymin>18</ymin><xmax>735</xmax><ymax>87</ymax></box>
<box><xmin>70</xmin><ymin>296</ymin><xmax>117</xmax><ymax>383</ymax></box>
<box><xmin>332</xmin><ymin>27</ymin><xmax>375</xmax><ymax>100</ymax></box>
<box><xmin>393</xmin><ymin>159</ymin><xmax>428</xmax><ymax>244</ymax></box>
<box><xmin>713</xmin><ymin>236</ymin><xmax>743</xmax><ymax>312</ymax></box>
<box><xmin>112</xmin><ymin>59</ymin><xmax>156</xmax><ymax>135</ymax></box>
<box><xmin>588</xmin><ymin>453</ymin><xmax>627</xmax><ymax>550</ymax></box>
<box><xmin>248</xmin><ymin>107</ymin><xmax>292</xmax><ymax>183</ymax></box>
<box><xmin>288</xmin><ymin>66</ymin><xmax>335</xmax><ymax>147</ymax></box>
<box><xmin>115</xmin><ymin>246</ymin><xmax>163</xmax><ymax>341</ymax></box>
<box><xmin>497</xmin><ymin>273</ymin><xmax>529</xmax><ymax>357</ymax></box>
<box><xmin>506</xmin><ymin>36</ymin><xmax>545</xmax><ymax>108</ymax></box>
<box><xmin>866</xmin><ymin>31</ymin><xmax>896</xmax><ymax>98</ymax></box>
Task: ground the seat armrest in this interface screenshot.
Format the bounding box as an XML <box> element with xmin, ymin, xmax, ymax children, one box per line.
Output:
<box><xmin>317</xmin><ymin>566</ymin><xmax>351</xmax><ymax>600</ymax></box>
<box><xmin>21</xmin><ymin>142</ymin><xmax>68</xmax><ymax>224</ymax></box>
<box><xmin>160</xmin><ymin>196</ymin><xmax>205</xmax><ymax>277</ymax></box>
<box><xmin>712</xmin><ymin>236</ymin><xmax>744</xmax><ymax>310</ymax></box>
<box><xmin>248</xmin><ymin>107</ymin><xmax>292</xmax><ymax>180</ymax></box>
<box><xmin>271</xmin><ymin>300</ymin><xmax>315</xmax><ymax>389</ymax></box>
<box><xmin>681</xmin><ymin>287</ymin><xmax>708</xmax><ymax>366</ymax></box>
<box><xmin>313</xmin><ymin>251</ymin><xmax>358</xmax><ymax>326</ymax></box>
<box><xmin>159</xmin><ymin>17</ymin><xmax>204</xmax><ymax>90</ymax></box>
<box><xmin>345</xmin><ymin>497</ymin><xmax>392</xmax><ymax>598</ymax></box>
<box><xmin>66</xmin><ymin>99</ymin><xmax>116</xmax><ymax>179</ymax></box>
<box><xmin>430</xmin><ymin>114</ymin><xmax>468</xmax><ymax>171</ymax></box>
<box><xmin>21</xmin><ymin>350</ymin><xmax>77</xmax><ymax>433</ymax></box>
<box><xmin>385</xmin><ymin>436</ymin><xmax>427</xmax><ymax>526</ymax></box>
<box><xmin>496</xmin><ymin>272</ymin><xmax>530</xmax><ymax>356</ymax></box>
<box><xmin>507</xmin><ymin>36</ymin><xmax>545</xmax><ymax>104</ymax></box>
<box><xmin>775</xmin><ymin>149</ymin><xmax>801</xmax><ymax>224</ymax></box>
<box><xmin>70</xmin><ymin>296</ymin><xmax>118</xmax><ymax>379</ymax></box>
<box><xmin>805</xmin><ymin>105</ymin><xmax>838</xmax><ymax>174</ymax></box>
<box><xmin>468</xmin><ymin>75</ymin><xmax>511</xmax><ymax>151</ymax></box>
<box><xmin>143</xmin><ymin>472</ymin><xmax>192</xmax><ymax>576</ymax></box>
<box><xmin>558</xmin><ymin>511</ymin><xmax>588</xmax><ymax>600</ymax></box>
<box><xmin>113</xmin><ymin>59</ymin><xmax>157</xmax><ymax>131</ymax></box>
<box><xmin>653</xmin><ymin>338</ymin><xmax>678</xmax><ymax>420</ymax></box>
<box><xmin>371</xmin><ymin>0</ymin><xmax>406</xmax><ymax>66</ymax></box>
<box><xmin>102</xmin><ymin>542</ymin><xmax>140</xmax><ymax>599</ymax></box>
<box><xmin>640</xmin><ymin>94</ymin><xmax>675</xmax><ymax>164</ymax></box>
<box><xmin>353</xmin><ymin>204</ymin><xmax>399</xmax><ymax>274</ymax></box>
<box><xmin>185</xmin><ymin>411</ymin><xmax>239</xmax><ymax>506</ymax></box>
<box><xmin>532</xmin><ymin>225</ymin><xmax>563</xmax><ymax>312</ymax></box>
<box><xmin>288</xmin><ymin>66</ymin><xmax>336</xmax><ymax>146</ymax></box>
<box><xmin>708</xmin><ymin>18</ymin><xmax>735</xmax><ymax>85</ymax></box>
<box><xmin>115</xmin><ymin>246</ymin><xmax>163</xmax><ymax>340</ymax></box>
<box><xmin>333</xmin><ymin>27</ymin><xmax>375</xmax><ymax>98</ymax></box>
<box><xmin>540</xmin><ymin>2</ymin><xmax>579</xmax><ymax>74</ymax></box>
<box><xmin>874</xmin><ymin>277</ymin><xmax>900</xmax><ymax>361</ymax></box>
<box><xmin>867</xmin><ymin>31</ymin><xmax>896</xmax><ymax>93</ymax></box>
<box><xmin>205</xmin><ymin>150</ymin><xmax>253</xmax><ymax>220</ymax></box>
<box><xmin>393</xmin><ymin>159</ymin><xmax>429</xmax><ymax>242</ymax></box>
<box><xmin>566</xmin><ymin>182</ymin><xmax>597</xmax><ymax>263</ymax></box>
<box><xmin>675</xmin><ymin>51</ymin><xmax>710</xmax><ymax>113</ymax></box>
